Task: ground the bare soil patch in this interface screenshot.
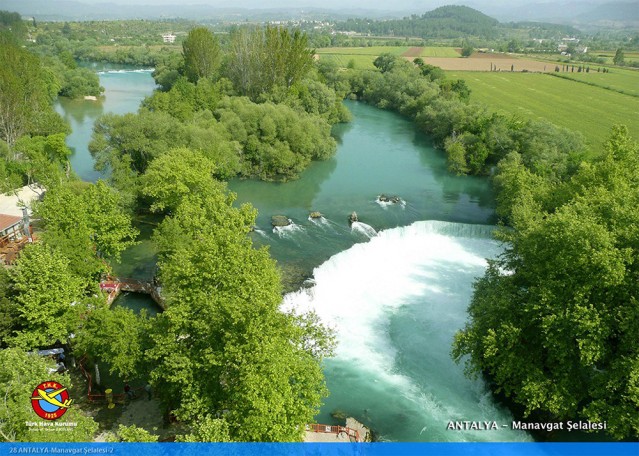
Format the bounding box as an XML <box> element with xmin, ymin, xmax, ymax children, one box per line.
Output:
<box><xmin>402</xmin><ymin>47</ymin><xmax>424</xmax><ymax>57</ymax></box>
<box><xmin>472</xmin><ymin>52</ymin><xmax>513</xmax><ymax>59</ymax></box>
<box><xmin>420</xmin><ymin>57</ymin><xmax>553</xmax><ymax>72</ymax></box>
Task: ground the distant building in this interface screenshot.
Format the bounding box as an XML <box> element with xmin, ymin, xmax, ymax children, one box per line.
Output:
<box><xmin>162</xmin><ymin>33</ymin><xmax>176</xmax><ymax>43</ymax></box>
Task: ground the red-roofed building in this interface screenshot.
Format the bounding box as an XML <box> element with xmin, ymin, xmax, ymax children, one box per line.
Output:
<box><xmin>0</xmin><ymin>210</ymin><xmax>33</xmax><ymax>265</ymax></box>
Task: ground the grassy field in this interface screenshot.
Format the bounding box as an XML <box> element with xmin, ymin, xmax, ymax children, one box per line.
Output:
<box><xmin>447</xmin><ymin>71</ymin><xmax>639</xmax><ymax>149</ymax></box>
<box><xmin>315</xmin><ymin>46</ymin><xmax>410</xmax><ymax>70</ymax></box>
<box><xmin>591</xmin><ymin>50</ymin><xmax>639</xmax><ymax>65</ymax></box>
<box><xmin>316</xmin><ymin>54</ymin><xmax>378</xmax><ymax>70</ymax></box>
<box><xmin>548</xmin><ymin>67</ymin><xmax>639</xmax><ymax>97</ymax></box>
<box><xmin>315</xmin><ymin>46</ymin><xmax>409</xmax><ymax>56</ymax></box>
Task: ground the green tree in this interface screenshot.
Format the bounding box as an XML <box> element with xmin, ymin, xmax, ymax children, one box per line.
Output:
<box><xmin>74</xmin><ymin>306</ymin><xmax>151</xmax><ymax>380</ymax></box>
<box><xmin>7</xmin><ymin>244</ymin><xmax>85</xmax><ymax>349</ymax></box>
<box><xmin>35</xmin><ymin>181</ymin><xmax>138</xmax><ymax>283</ymax></box>
<box><xmin>453</xmin><ymin>126</ymin><xmax>639</xmax><ymax>440</ymax></box>
<box><xmin>373</xmin><ymin>53</ymin><xmax>399</xmax><ymax>73</ymax></box>
<box><xmin>182</xmin><ymin>27</ymin><xmax>221</xmax><ymax>83</ymax></box>
<box><xmin>147</xmin><ymin>185</ymin><xmax>334</xmax><ymax>441</ymax></box>
<box><xmin>613</xmin><ymin>48</ymin><xmax>625</xmax><ymax>66</ymax></box>
<box><xmin>444</xmin><ymin>137</ymin><xmax>469</xmax><ymax>175</ymax></box>
<box><xmin>0</xmin><ymin>268</ymin><xmax>17</xmax><ymax>348</ymax></box>
<box><xmin>0</xmin><ymin>348</ymin><xmax>98</xmax><ymax>442</ymax></box>
<box><xmin>14</xmin><ymin>133</ymin><xmax>71</xmax><ymax>188</ymax></box>
<box><xmin>0</xmin><ymin>40</ymin><xmax>52</xmax><ymax>150</ymax></box>
<box><xmin>140</xmin><ymin>147</ymin><xmax>223</xmax><ymax>213</ymax></box>
<box><xmin>461</xmin><ymin>41</ymin><xmax>473</xmax><ymax>57</ymax></box>
<box><xmin>226</xmin><ymin>26</ymin><xmax>314</xmax><ymax>99</ymax></box>
<box><xmin>176</xmin><ymin>416</ymin><xmax>231</xmax><ymax>442</ymax></box>
<box><xmin>106</xmin><ymin>424</ymin><xmax>158</xmax><ymax>442</ymax></box>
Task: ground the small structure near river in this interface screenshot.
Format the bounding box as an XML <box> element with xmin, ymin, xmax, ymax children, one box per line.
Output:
<box><xmin>304</xmin><ymin>417</ymin><xmax>371</xmax><ymax>442</ymax></box>
<box><xmin>100</xmin><ymin>277</ymin><xmax>166</xmax><ymax>310</ymax></box>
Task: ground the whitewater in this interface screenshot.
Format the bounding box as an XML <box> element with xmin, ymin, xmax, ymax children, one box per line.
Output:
<box><xmin>283</xmin><ymin>220</ymin><xmax>531</xmax><ymax>442</ymax></box>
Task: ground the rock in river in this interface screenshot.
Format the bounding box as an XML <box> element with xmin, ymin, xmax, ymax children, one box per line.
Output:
<box><xmin>271</xmin><ymin>215</ymin><xmax>291</xmax><ymax>227</ymax></box>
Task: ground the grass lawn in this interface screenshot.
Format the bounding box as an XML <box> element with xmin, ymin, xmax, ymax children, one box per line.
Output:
<box><xmin>447</xmin><ymin>71</ymin><xmax>639</xmax><ymax>150</ymax></box>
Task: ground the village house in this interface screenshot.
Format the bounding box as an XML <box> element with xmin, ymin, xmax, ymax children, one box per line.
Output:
<box><xmin>162</xmin><ymin>32</ymin><xmax>176</xmax><ymax>43</ymax></box>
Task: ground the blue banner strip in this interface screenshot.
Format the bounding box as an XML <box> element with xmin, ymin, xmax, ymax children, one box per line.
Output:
<box><xmin>0</xmin><ymin>443</ymin><xmax>637</xmax><ymax>456</ymax></box>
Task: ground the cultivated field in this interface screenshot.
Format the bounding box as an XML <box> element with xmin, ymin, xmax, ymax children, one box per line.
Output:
<box><xmin>402</xmin><ymin>47</ymin><xmax>460</xmax><ymax>58</ymax></box>
<box><xmin>316</xmin><ymin>46</ymin><xmax>409</xmax><ymax>69</ymax></box>
<box><xmin>315</xmin><ymin>46</ymin><xmax>409</xmax><ymax>56</ymax></box>
<box><xmin>316</xmin><ymin>46</ymin><xmax>460</xmax><ymax>69</ymax></box>
<box><xmin>548</xmin><ymin>67</ymin><xmax>639</xmax><ymax>97</ymax></box>
<box><xmin>316</xmin><ymin>53</ymin><xmax>378</xmax><ymax>70</ymax></box>
<box><xmin>419</xmin><ymin>47</ymin><xmax>461</xmax><ymax>57</ymax></box>
<box><xmin>424</xmin><ymin>56</ymin><xmax>553</xmax><ymax>72</ymax></box>
<box><xmin>447</xmin><ymin>71</ymin><xmax>639</xmax><ymax>149</ymax></box>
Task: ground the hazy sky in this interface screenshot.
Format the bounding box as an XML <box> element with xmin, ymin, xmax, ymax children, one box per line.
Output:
<box><xmin>20</xmin><ymin>0</ymin><xmax>583</xmax><ymax>8</ymax></box>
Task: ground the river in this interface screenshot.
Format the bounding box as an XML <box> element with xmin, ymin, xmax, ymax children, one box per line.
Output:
<box><xmin>56</xmin><ymin>69</ymin><xmax>530</xmax><ymax>442</ymax></box>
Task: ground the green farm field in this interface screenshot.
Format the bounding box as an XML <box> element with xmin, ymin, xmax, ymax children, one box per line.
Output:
<box><xmin>548</xmin><ymin>67</ymin><xmax>639</xmax><ymax>97</ymax></box>
<box><xmin>447</xmin><ymin>71</ymin><xmax>639</xmax><ymax>149</ymax></box>
<box><xmin>315</xmin><ymin>46</ymin><xmax>408</xmax><ymax>56</ymax></box>
<box><xmin>316</xmin><ymin>53</ymin><xmax>377</xmax><ymax>69</ymax></box>
<box><xmin>591</xmin><ymin>50</ymin><xmax>639</xmax><ymax>65</ymax></box>
<box><xmin>315</xmin><ymin>46</ymin><xmax>409</xmax><ymax>69</ymax></box>
<box><xmin>316</xmin><ymin>46</ymin><xmax>460</xmax><ymax>69</ymax></box>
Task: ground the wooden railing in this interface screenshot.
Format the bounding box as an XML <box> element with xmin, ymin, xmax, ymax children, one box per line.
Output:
<box><xmin>306</xmin><ymin>424</ymin><xmax>361</xmax><ymax>442</ymax></box>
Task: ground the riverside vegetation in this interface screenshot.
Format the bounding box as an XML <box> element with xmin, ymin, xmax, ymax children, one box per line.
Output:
<box><xmin>318</xmin><ymin>52</ymin><xmax>637</xmax><ymax>440</ymax></box>
<box><xmin>0</xmin><ymin>23</ymin><xmax>336</xmax><ymax>442</ymax></box>
<box><xmin>0</xmin><ymin>10</ymin><xmax>637</xmax><ymax>442</ymax></box>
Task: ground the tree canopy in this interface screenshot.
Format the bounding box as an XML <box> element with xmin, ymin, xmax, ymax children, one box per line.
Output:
<box><xmin>453</xmin><ymin>126</ymin><xmax>639</xmax><ymax>440</ymax></box>
<box><xmin>0</xmin><ymin>40</ymin><xmax>54</xmax><ymax>149</ymax></box>
<box><xmin>226</xmin><ymin>26</ymin><xmax>314</xmax><ymax>100</ymax></box>
<box><xmin>35</xmin><ymin>180</ymin><xmax>138</xmax><ymax>283</ymax></box>
<box><xmin>0</xmin><ymin>348</ymin><xmax>98</xmax><ymax>442</ymax></box>
<box><xmin>140</xmin><ymin>151</ymin><xmax>334</xmax><ymax>441</ymax></box>
<box><xmin>182</xmin><ymin>27</ymin><xmax>221</xmax><ymax>83</ymax></box>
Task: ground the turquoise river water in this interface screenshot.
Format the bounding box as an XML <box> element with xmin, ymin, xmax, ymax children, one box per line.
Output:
<box><xmin>55</xmin><ymin>68</ymin><xmax>531</xmax><ymax>442</ymax></box>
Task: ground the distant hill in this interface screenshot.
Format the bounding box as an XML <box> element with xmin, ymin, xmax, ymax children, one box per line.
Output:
<box><xmin>485</xmin><ymin>1</ymin><xmax>639</xmax><ymax>27</ymax></box>
<box><xmin>576</xmin><ymin>1</ymin><xmax>639</xmax><ymax>24</ymax></box>
<box><xmin>335</xmin><ymin>5</ymin><xmax>501</xmax><ymax>39</ymax></box>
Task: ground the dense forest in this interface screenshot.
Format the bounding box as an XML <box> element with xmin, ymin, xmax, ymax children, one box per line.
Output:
<box><xmin>333</xmin><ymin>5</ymin><xmax>581</xmax><ymax>43</ymax></box>
<box><xmin>336</xmin><ymin>6</ymin><xmax>501</xmax><ymax>39</ymax></box>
